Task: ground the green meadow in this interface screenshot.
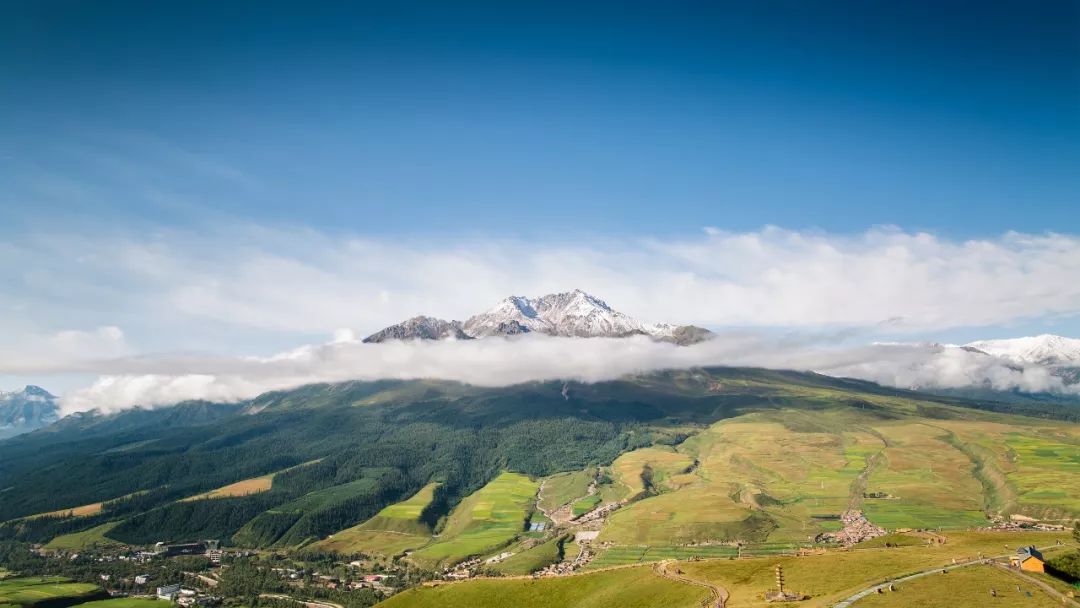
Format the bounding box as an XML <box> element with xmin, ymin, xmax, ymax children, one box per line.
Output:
<box><xmin>409</xmin><ymin>472</ymin><xmax>538</xmax><ymax>567</ymax></box>
<box><xmin>314</xmin><ymin>483</ymin><xmax>441</xmax><ymax>556</ymax></box>
<box><xmin>44</xmin><ymin>523</ymin><xmax>123</xmax><ymax>551</ymax></box>
<box><xmin>0</xmin><ymin>578</ymin><xmax>104</xmax><ymax>607</ymax></box>
<box><xmin>538</xmin><ymin>469</ymin><xmax>594</xmax><ymax>512</ymax></box>
<box><xmin>378</xmin><ymin>565</ymin><xmax>706</xmax><ymax>608</ymax></box>
<box><xmin>75</xmin><ymin>600</ymin><xmax>170</xmax><ymax>608</ymax></box>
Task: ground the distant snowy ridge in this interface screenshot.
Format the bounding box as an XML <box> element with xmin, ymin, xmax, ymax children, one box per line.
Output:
<box><xmin>365</xmin><ymin>289</ymin><xmax>712</xmax><ymax>345</ymax></box>
<box><xmin>0</xmin><ymin>385</ymin><xmax>60</xmax><ymax>439</ymax></box>
<box><xmin>964</xmin><ymin>334</ymin><xmax>1080</xmax><ymax>366</ymax></box>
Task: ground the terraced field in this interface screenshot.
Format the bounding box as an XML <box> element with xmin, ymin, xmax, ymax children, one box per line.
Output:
<box><xmin>409</xmin><ymin>473</ymin><xmax>538</xmax><ymax>567</ymax></box>
<box><xmin>314</xmin><ymin>482</ymin><xmax>440</xmax><ymax>556</ymax></box>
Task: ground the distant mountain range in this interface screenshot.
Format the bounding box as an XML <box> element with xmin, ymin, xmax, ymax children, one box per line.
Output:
<box><xmin>364</xmin><ymin>289</ymin><xmax>713</xmax><ymax>345</ymax></box>
<box><xmin>964</xmin><ymin>334</ymin><xmax>1080</xmax><ymax>367</ymax></box>
<box><xmin>0</xmin><ymin>385</ymin><xmax>59</xmax><ymax>440</ymax></box>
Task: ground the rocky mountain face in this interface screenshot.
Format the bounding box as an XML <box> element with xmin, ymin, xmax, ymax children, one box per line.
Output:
<box><xmin>364</xmin><ymin>290</ymin><xmax>712</xmax><ymax>345</ymax></box>
<box><xmin>0</xmin><ymin>385</ymin><xmax>60</xmax><ymax>439</ymax></box>
<box><xmin>362</xmin><ymin>315</ymin><xmax>472</xmax><ymax>343</ymax></box>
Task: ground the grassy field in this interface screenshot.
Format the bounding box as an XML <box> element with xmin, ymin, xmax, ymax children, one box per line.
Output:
<box><xmin>595</xmin><ymin>405</ymin><xmax>1080</xmax><ymax>548</ymax></box>
<box><xmin>490</xmin><ymin>535</ymin><xmax>564</xmax><ymax>575</ymax></box>
<box><xmin>180</xmin><ymin>474</ymin><xmax>275</xmax><ymax>501</ymax></box>
<box><xmin>0</xmin><ymin>577</ymin><xmax>104</xmax><ymax>607</ymax></box>
<box><xmin>409</xmin><ymin>473</ymin><xmax>538</xmax><ymax>567</ymax></box>
<box><xmin>853</xmin><ymin>563</ymin><xmax>1063</xmax><ymax>607</ymax></box>
<box><xmin>538</xmin><ymin>468</ymin><xmax>594</xmax><ymax>512</ymax></box>
<box><xmin>571</xmin><ymin>494</ymin><xmax>601</xmax><ymax>516</ymax></box>
<box><xmin>377</xmin><ymin>565</ymin><xmax>706</xmax><ymax>608</ymax></box>
<box><xmin>76</xmin><ymin>600</ymin><xmax>170</xmax><ymax>608</ymax></box>
<box><xmin>609</xmin><ymin>446</ymin><xmax>695</xmax><ymax>498</ymax></box>
<box><xmin>679</xmin><ymin>530</ymin><xmax>1073</xmax><ymax>608</ymax></box>
<box><xmin>859</xmin><ymin>422</ymin><xmax>987</xmax><ymax>529</ymax></box>
<box><xmin>586</xmin><ymin>544</ymin><xmax>740</xmax><ymax>569</ymax></box>
<box><xmin>599</xmin><ymin>413</ymin><xmax>879</xmax><ymax>545</ymax></box>
<box><xmin>313</xmin><ymin>483</ymin><xmax>440</xmax><ymax>556</ymax></box>
<box><xmin>44</xmin><ymin>522</ymin><xmax>123</xmax><ymax>551</ymax></box>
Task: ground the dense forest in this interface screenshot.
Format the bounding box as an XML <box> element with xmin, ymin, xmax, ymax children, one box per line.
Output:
<box><xmin>0</xmin><ymin>368</ymin><xmax>1075</xmax><ymax>549</ymax></box>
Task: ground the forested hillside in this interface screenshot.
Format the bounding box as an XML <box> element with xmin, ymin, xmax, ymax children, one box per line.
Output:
<box><xmin>0</xmin><ymin>368</ymin><xmax>1074</xmax><ymax>549</ymax></box>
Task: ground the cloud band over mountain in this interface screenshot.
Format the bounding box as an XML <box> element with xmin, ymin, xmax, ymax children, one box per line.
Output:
<box><xmin>2</xmin><ymin>225</ymin><xmax>1079</xmax><ymax>412</ymax></box>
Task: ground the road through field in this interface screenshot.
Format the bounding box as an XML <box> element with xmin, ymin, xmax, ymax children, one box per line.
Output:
<box><xmin>832</xmin><ymin>544</ymin><xmax>1070</xmax><ymax>607</ymax></box>
<box><xmin>990</xmin><ymin>562</ymin><xmax>1080</xmax><ymax>607</ymax></box>
<box><xmin>654</xmin><ymin>560</ymin><xmax>728</xmax><ymax>608</ymax></box>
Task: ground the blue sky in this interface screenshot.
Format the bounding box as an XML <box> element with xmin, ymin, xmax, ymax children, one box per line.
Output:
<box><xmin>1</xmin><ymin>1</ymin><xmax>1079</xmax><ymax>400</ymax></box>
<box><xmin>2</xmin><ymin>0</ymin><xmax>1078</xmax><ymax>237</ymax></box>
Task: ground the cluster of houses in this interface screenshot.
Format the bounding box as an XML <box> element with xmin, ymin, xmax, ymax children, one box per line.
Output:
<box><xmin>572</xmin><ymin>502</ymin><xmax>620</xmax><ymax>524</ymax></box>
<box><xmin>815</xmin><ymin>510</ymin><xmax>885</xmax><ymax>546</ymax></box>
<box><xmin>154</xmin><ymin>583</ymin><xmax>220</xmax><ymax>607</ymax></box>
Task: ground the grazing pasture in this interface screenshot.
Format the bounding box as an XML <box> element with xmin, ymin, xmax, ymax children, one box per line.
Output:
<box><xmin>378</xmin><ymin>565</ymin><xmax>706</xmax><ymax>608</ymax></box>
<box><xmin>679</xmin><ymin>530</ymin><xmax>1072</xmax><ymax>608</ymax></box>
<box><xmin>44</xmin><ymin>523</ymin><xmax>123</xmax><ymax>551</ymax></box>
<box><xmin>853</xmin><ymin>564</ymin><xmax>1062</xmax><ymax>607</ymax></box>
<box><xmin>0</xmin><ymin>577</ymin><xmax>104</xmax><ymax>607</ymax></box>
<box><xmin>76</xmin><ymin>600</ymin><xmax>170</xmax><ymax>608</ymax></box>
<box><xmin>409</xmin><ymin>473</ymin><xmax>538</xmax><ymax>567</ymax></box>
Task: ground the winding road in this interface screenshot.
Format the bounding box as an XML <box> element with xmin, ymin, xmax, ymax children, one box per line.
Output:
<box><xmin>833</xmin><ymin>543</ymin><xmax>1074</xmax><ymax>607</ymax></box>
<box><xmin>654</xmin><ymin>559</ymin><xmax>728</xmax><ymax>608</ymax></box>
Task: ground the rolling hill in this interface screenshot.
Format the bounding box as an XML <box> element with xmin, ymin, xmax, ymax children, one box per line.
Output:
<box><xmin>0</xmin><ymin>368</ymin><xmax>1076</xmax><ymax>563</ymax></box>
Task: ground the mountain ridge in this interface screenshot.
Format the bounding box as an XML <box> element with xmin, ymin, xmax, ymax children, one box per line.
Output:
<box><xmin>0</xmin><ymin>385</ymin><xmax>60</xmax><ymax>440</ymax></box>
<box><xmin>365</xmin><ymin>289</ymin><xmax>713</xmax><ymax>345</ymax></box>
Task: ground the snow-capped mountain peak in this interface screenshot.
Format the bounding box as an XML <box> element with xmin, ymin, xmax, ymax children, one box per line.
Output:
<box><xmin>964</xmin><ymin>334</ymin><xmax>1080</xmax><ymax>366</ymax></box>
<box><xmin>366</xmin><ymin>290</ymin><xmax>713</xmax><ymax>344</ymax></box>
<box><xmin>0</xmin><ymin>385</ymin><xmax>60</xmax><ymax>439</ymax></box>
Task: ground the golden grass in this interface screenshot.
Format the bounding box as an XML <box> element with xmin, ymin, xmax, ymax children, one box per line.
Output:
<box><xmin>180</xmin><ymin>474</ymin><xmax>274</xmax><ymax>501</ymax></box>
<box><xmin>679</xmin><ymin>530</ymin><xmax>1073</xmax><ymax>608</ymax></box>
<box><xmin>853</xmin><ymin>563</ymin><xmax>1063</xmax><ymax>607</ymax></box>
<box><xmin>27</xmin><ymin>503</ymin><xmax>103</xmax><ymax>520</ymax></box>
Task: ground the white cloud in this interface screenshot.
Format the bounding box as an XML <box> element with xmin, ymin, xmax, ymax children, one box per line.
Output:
<box><xmin>54</xmin><ymin>333</ymin><xmax>1078</xmax><ymax>415</ymax></box>
<box><xmin>2</xmin><ymin>224</ymin><xmax>1079</xmax><ymax>413</ymax></box>
<box><xmin>2</xmin><ymin>226</ymin><xmax>1079</xmax><ymax>341</ymax></box>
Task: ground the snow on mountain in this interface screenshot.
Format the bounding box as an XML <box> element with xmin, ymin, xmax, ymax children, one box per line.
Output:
<box><xmin>964</xmin><ymin>334</ymin><xmax>1080</xmax><ymax>366</ymax></box>
<box><xmin>365</xmin><ymin>289</ymin><xmax>713</xmax><ymax>344</ymax></box>
<box><xmin>362</xmin><ymin>315</ymin><xmax>472</xmax><ymax>343</ymax></box>
<box><xmin>0</xmin><ymin>385</ymin><xmax>60</xmax><ymax>439</ymax></box>
<box><xmin>465</xmin><ymin>290</ymin><xmax>678</xmax><ymax>339</ymax></box>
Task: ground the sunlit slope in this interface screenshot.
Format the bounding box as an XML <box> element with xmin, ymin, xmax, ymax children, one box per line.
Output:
<box><xmin>313</xmin><ymin>482</ymin><xmax>441</xmax><ymax>556</ymax></box>
<box><xmin>377</xmin><ymin>566</ymin><xmax>706</xmax><ymax>608</ymax></box>
<box><xmin>597</xmin><ymin>406</ymin><xmax>1080</xmax><ymax>547</ymax></box>
<box><xmin>410</xmin><ymin>472</ymin><xmax>538</xmax><ymax>567</ymax></box>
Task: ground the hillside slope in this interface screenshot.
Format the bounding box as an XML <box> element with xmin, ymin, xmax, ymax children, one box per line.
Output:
<box><xmin>0</xmin><ymin>368</ymin><xmax>1075</xmax><ymax>551</ymax></box>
